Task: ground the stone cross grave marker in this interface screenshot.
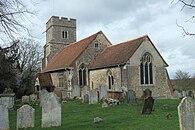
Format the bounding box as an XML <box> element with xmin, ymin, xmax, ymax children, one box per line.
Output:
<box><xmin>127</xmin><ymin>90</ymin><xmax>136</xmax><ymax>106</ymax></box>
<box><xmin>0</xmin><ymin>105</ymin><xmax>9</xmax><ymax>130</ymax></box>
<box><xmin>17</xmin><ymin>104</ymin><xmax>35</xmax><ymax>130</ymax></box>
<box><xmin>178</xmin><ymin>97</ymin><xmax>195</xmax><ymax>130</ymax></box>
<box><xmin>42</xmin><ymin>92</ymin><xmax>61</xmax><ymax>128</ymax></box>
<box><xmin>141</xmin><ymin>96</ymin><xmax>154</xmax><ymax>114</ymax></box>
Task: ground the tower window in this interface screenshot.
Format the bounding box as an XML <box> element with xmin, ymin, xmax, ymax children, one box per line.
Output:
<box><xmin>62</xmin><ymin>31</ymin><xmax>68</xmax><ymax>39</ymax></box>
<box><xmin>140</xmin><ymin>53</ymin><xmax>153</xmax><ymax>85</ymax></box>
<box><xmin>95</xmin><ymin>43</ymin><xmax>99</xmax><ymax>48</ymax></box>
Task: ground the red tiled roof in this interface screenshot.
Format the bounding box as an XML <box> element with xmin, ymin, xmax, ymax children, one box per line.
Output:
<box><xmin>43</xmin><ymin>31</ymin><xmax>105</xmax><ymax>72</ymax></box>
<box><xmin>38</xmin><ymin>73</ymin><xmax>53</xmax><ymax>87</ymax></box>
<box><xmin>89</xmin><ymin>35</ymin><xmax>147</xmax><ymax>69</ymax></box>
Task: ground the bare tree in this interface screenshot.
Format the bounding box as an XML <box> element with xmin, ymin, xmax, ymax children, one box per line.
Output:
<box><xmin>0</xmin><ymin>0</ymin><xmax>33</xmax><ymax>42</ymax></box>
<box><xmin>0</xmin><ymin>40</ymin><xmax>20</xmax><ymax>93</ymax></box>
<box><xmin>174</xmin><ymin>0</ymin><xmax>195</xmax><ymax>36</ymax></box>
<box><xmin>16</xmin><ymin>38</ymin><xmax>42</xmax><ymax>97</ymax></box>
<box><xmin>174</xmin><ymin>70</ymin><xmax>192</xmax><ymax>90</ymax></box>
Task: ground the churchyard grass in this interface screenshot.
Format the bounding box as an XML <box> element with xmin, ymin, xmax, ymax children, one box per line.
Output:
<box><xmin>9</xmin><ymin>99</ymin><xmax>180</xmax><ymax>130</ymax></box>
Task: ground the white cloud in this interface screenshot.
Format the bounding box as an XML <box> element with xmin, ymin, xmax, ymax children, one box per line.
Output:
<box><xmin>26</xmin><ymin>0</ymin><xmax>195</xmax><ymax>78</ymax></box>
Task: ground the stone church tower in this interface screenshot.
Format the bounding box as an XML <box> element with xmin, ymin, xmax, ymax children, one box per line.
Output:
<box><xmin>42</xmin><ymin>16</ymin><xmax>76</xmax><ymax>69</ymax></box>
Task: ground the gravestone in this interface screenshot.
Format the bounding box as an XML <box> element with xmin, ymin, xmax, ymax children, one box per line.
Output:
<box><xmin>178</xmin><ymin>97</ymin><xmax>195</xmax><ymax>130</ymax></box>
<box><xmin>187</xmin><ymin>90</ymin><xmax>194</xmax><ymax>98</ymax></box>
<box><xmin>17</xmin><ymin>105</ymin><xmax>35</xmax><ymax>130</ymax></box>
<box><xmin>141</xmin><ymin>96</ymin><xmax>154</xmax><ymax>114</ymax></box>
<box><xmin>40</xmin><ymin>89</ymin><xmax>49</xmax><ymax>106</ymax></box>
<box><xmin>89</xmin><ymin>89</ymin><xmax>98</xmax><ymax>104</ymax></box>
<box><xmin>29</xmin><ymin>94</ymin><xmax>37</xmax><ymax>102</ymax></box>
<box><xmin>71</xmin><ymin>85</ymin><xmax>80</xmax><ymax>98</ymax></box>
<box><xmin>127</xmin><ymin>90</ymin><xmax>136</xmax><ymax>106</ymax></box>
<box><xmin>42</xmin><ymin>92</ymin><xmax>61</xmax><ymax>128</ymax></box>
<box><xmin>0</xmin><ymin>105</ymin><xmax>9</xmax><ymax>130</ymax></box>
<box><xmin>143</xmin><ymin>89</ymin><xmax>152</xmax><ymax>99</ymax></box>
<box><xmin>100</xmin><ymin>84</ymin><xmax>108</xmax><ymax>100</ymax></box>
<box><xmin>0</xmin><ymin>93</ymin><xmax>15</xmax><ymax>109</ymax></box>
<box><xmin>22</xmin><ymin>95</ymin><xmax>30</xmax><ymax>103</ymax></box>
<box><xmin>83</xmin><ymin>94</ymin><xmax>89</xmax><ymax>103</ymax></box>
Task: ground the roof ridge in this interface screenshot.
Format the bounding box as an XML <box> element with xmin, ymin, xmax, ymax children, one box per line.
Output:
<box><xmin>108</xmin><ymin>35</ymin><xmax>147</xmax><ymax>48</ymax></box>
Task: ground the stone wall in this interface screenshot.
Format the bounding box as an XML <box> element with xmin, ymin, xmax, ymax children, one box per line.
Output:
<box><xmin>89</xmin><ymin>67</ymin><xmax>121</xmax><ymax>91</ymax></box>
<box><xmin>126</xmin><ymin>38</ymin><xmax>171</xmax><ymax>98</ymax></box>
<box><xmin>42</xmin><ymin>16</ymin><xmax>76</xmax><ymax>68</ymax></box>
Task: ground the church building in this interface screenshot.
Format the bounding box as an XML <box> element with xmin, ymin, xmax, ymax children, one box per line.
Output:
<box><xmin>40</xmin><ymin>16</ymin><xmax>174</xmax><ymax>100</ymax></box>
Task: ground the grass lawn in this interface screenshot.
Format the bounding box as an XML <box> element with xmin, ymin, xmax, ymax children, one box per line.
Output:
<box><xmin>9</xmin><ymin>99</ymin><xmax>181</xmax><ymax>130</ymax></box>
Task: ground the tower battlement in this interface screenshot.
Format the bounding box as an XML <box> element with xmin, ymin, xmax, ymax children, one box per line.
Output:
<box><xmin>46</xmin><ymin>16</ymin><xmax>76</xmax><ymax>30</ymax></box>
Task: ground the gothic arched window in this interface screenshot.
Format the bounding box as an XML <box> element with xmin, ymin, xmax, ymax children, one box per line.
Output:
<box><xmin>107</xmin><ymin>70</ymin><xmax>114</xmax><ymax>89</ymax></box>
<box><xmin>140</xmin><ymin>53</ymin><xmax>153</xmax><ymax>85</ymax></box>
<box><xmin>79</xmin><ymin>64</ymin><xmax>87</xmax><ymax>86</ymax></box>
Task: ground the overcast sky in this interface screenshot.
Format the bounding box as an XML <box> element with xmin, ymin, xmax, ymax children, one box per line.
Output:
<box><xmin>26</xmin><ymin>0</ymin><xmax>195</xmax><ymax>79</ymax></box>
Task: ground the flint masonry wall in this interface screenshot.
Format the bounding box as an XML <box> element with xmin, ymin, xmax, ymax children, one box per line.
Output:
<box><xmin>127</xmin><ymin>38</ymin><xmax>171</xmax><ymax>98</ymax></box>
<box><xmin>89</xmin><ymin>67</ymin><xmax>121</xmax><ymax>91</ymax></box>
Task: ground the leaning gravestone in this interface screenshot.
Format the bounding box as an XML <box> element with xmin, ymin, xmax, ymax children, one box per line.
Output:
<box><xmin>178</xmin><ymin>97</ymin><xmax>195</xmax><ymax>130</ymax></box>
<box><xmin>0</xmin><ymin>105</ymin><xmax>9</xmax><ymax>130</ymax></box>
<box><xmin>141</xmin><ymin>96</ymin><xmax>154</xmax><ymax>114</ymax></box>
<box><xmin>127</xmin><ymin>90</ymin><xmax>136</xmax><ymax>106</ymax></box>
<box><xmin>17</xmin><ymin>105</ymin><xmax>35</xmax><ymax>130</ymax></box>
<box><xmin>42</xmin><ymin>92</ymin><xmax>61</xmax><ymax>128</ymax></box>
<box><xmin>89</xmin><ymin>89</ymin><xmax>98</xmax><ymax>104</ymax></box>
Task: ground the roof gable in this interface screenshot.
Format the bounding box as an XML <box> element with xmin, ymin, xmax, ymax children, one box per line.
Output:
<box><xmin>89</xmin><ymin>35</ymin><xmax>146</xmax><ymax>69</ymax></box>
<box><xmin>43</xmin><ymin>31</ymin><xmax>108</xmax><ymax>72</ymax></box>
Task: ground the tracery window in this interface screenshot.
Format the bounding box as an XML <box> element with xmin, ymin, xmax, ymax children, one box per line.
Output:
<box><xmin>140</xmin><ymin>53</ymin><xmax>153</xmax><ymax>85</ymax></box>
<box><xmin>79</xmin><ymin>64</ymin><xmax>87</xmax><ymax>86</ymax></box>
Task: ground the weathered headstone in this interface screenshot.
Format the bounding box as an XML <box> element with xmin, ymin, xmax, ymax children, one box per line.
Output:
<box><xmin>0</xmin><ymin>93</ymin><xmax>15</xmax><ymax>109</ymax></box>
<box><xmin>141</xmin><ymin>96</ymin><xmax>154</xmax><ymax>114</ymax></box>
<box><xmin>40</xmin><ymin>89</ymin><xmax>49</xmax><ymax>106</ymax></box>
<box><xmin>127</xmin><ymin>90</ymin><xmax>136</xmax><ymax>106</ymax></box>
<box><xmin>83</xmin><ymin>94</ymin><xmax>89</xmax><ymax>103</ymax></box>
<box><xmin>71</xmin><ymin>85</ymin><xmax>80</xmax><ymax>98</ymax></box>
<box><xmin>89</xmin><ymin>89</ymin><xmax>98</xmax><ymax>104</ymax></box>
<box><xmin>29</xmin><ymin>94</ymin><xmax>37</xmax><ymax>102</ymax></box>
<box><xmin>0</xmin><ymin>105</ymin><xmax>9</xmax><ymax>130</ymax></box>
<box><xmin>22</xmin><ymin>95</ymin><xmax>30</xmax><ymax>103</ymax></box>
<box><xmin>178</xmin><ymin>97</ymin><xmax>195</xmax><ymax>130</ymax></box>
<box><xmin>17</xmin><ymin>105</ymin><xmax>35</xmax><ymax>130</ymax></box>
<box><xmin>61</xmin><ymin>90</ymin><xmax>67</xmax><ymax>100</ymax></box>
<box><xmin>100</xmin><ymin>84</ymin><xmax>108</xmax><ymax>100</ymax></box>
<box><xmin>42</xmin><ymin>92</ymin><xmax>61</xmax><ymax>128</ymax></box>
<box><xmin>143</xmin><ymin>89</ymin><xmax>152</xmax><ymax>99</ymax></box>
